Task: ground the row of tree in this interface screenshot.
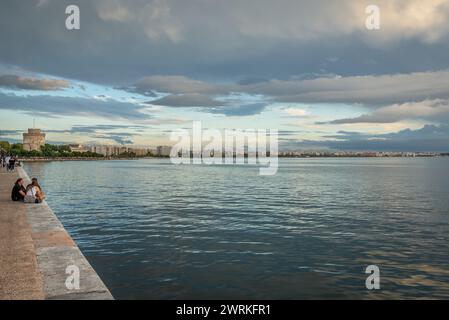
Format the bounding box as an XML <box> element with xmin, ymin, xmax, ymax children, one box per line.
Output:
<box><xmin>0</xmin><ymin>141</ymin><xmax>104</xmax><ymax>158</ymax></box>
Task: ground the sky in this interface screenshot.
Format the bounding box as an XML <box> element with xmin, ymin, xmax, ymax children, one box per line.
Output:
<box><xmin>1</xmin><ymin>0</ymin><xmax>449</xmax><ymax>151</ymax></box>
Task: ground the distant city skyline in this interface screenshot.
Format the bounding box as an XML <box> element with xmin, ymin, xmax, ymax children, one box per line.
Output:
<box><xmin>1</xmin><ymin>0</ymin><xmax>449</xmax><ymax>152</ymax></box>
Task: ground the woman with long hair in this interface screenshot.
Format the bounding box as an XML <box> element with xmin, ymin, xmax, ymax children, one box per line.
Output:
<box><xmin>11</xmin><ymin>178</ymin><xmax>26</xmax><ymax>201</ymax></box>
<box><xmin>25</xmin><ymin>178</ymin><xmax>46</xmax><ymax>203</ymax></box>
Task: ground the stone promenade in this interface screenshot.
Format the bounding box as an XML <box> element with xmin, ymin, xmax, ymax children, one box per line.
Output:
<box><xmin>0</xmin><ymin>166</ymin><xmax>113</xmax><ymax>300</ymax></box>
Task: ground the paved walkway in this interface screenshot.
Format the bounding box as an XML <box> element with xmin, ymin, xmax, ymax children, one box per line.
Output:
<box><xmin>0</xmin><ymin>168</ymin><xmax>44</xmax><ymax>299</ymax></box>
<box><xmin>0</xmin><ymin>167</ymin><xmax>113</xmax><ymax>300</ymax></box>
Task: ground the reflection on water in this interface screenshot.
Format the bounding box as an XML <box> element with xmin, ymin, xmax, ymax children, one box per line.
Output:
<box><xmin>25</xmin><ymin>158</ymin><xmax>449</xmax><ymax>299</ymax></box>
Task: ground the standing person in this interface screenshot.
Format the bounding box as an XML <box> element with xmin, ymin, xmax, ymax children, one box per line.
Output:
<box><xmin>11</xmin><ymin>178</ymin><xmax>26</xmax><ymax>201</ymax></box>
<box><xmin>5</xmin><ymin>155</ymin><xmax>10</xmax><ymax>171</ymax></box>
<box><xmin>8</xmin><ymin>157</ymin><xmax>16</xmax><ymax>172</ymax></box>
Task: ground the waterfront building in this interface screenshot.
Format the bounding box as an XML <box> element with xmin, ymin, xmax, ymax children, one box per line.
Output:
<box><xmin>23</xmin><ymin>128</ymin><xmax>46</xmax><ymax>151</ymax></box>
<box><xmin>69</xmin><ymin>144</ymin><xmax>89</xmax><ymax>153</ymax></box>
<box><xmin>87</xmin><ymin>145</ymin><xmax>151</xmax><ymax>157</ymax></box>
<box><xmin>128</xmin><ymin>148</ymin><xmax>149</xmax><ymax>156</ymax></box>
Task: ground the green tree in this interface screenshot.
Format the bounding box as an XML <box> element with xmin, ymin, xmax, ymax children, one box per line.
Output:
<box><xmin>0</xmin><ymin>141</ymin><xmax>11</xmax><ymax>153</ymax></box>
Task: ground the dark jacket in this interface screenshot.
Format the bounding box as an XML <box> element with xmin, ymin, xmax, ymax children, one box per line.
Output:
<box><xmin>11</xmin><ymin>184</ymin><xmax>26</xmax><ymax>201</ymax></box>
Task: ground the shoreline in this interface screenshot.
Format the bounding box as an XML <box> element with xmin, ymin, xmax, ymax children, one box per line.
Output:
<box><xmin>0</xmin><ymin>166</ymin><xmax>113</xmax><ymax>300</ymax></box>
<box><xmin>18</xmin><ymin>156</ymin><xmax>171</xmax><ymax>162</ymax></box>
<box><xmin>20</xmin><ymin>157</ymin><xmax>139</xmax><ymax>162</ymax></box>
<box><xmin>17</xmin><ymin>155</ymin><xmax>448</xmax><ymax>163</ymax></box>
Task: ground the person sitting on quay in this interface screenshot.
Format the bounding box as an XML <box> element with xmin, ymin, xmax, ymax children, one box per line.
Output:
<box><xmin>11</xmin><ymin>178</ymin><xmax>26</xmax><ymax>202</ymax></box>
<box><xmin>24</xmin><ymin>178</ymin><xmax>46</xmax><ymax>203</ymax></box>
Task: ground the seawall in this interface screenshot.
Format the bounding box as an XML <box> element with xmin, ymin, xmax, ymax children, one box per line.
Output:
<box><xmin>0</xmin><ymin>166</ymin><xmax>113</xmax><ymax>300</ymax></box>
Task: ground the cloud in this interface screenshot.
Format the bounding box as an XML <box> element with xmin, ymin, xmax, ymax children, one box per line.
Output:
<box><xmin>0</xmin><ymin>127</ymin><xmax>142</xmax><ymax>145</ymax></box>
<box><xmin>98</xmin><ymin>0</ymin><xmax>449</xmax><ymax>43</ymax></box>
<box><xmin>36</xmin><ymin>0</ymin><xmax>50</xmax><ymax>8</ymax></box>
<box><xmin>2</xmin><ymin>0</ymin><xmax>449</xmax><ymax>150</ymax></box>
<box><xmin>146</xmin><ymin>117</ymin><xmax>189</xmax><ymax>125</ymax></box>
<box><xmin>138</xmin><ymin>70</ymin><xmax>449</xmax><ymax>107</ymax></box>
<box><xmin>0</xmin><ymin>92</ymin><xmax>153</xmax><ymax>121</ymax></box>
<box><xmin>46</xmin><ymin>124</ymin><xmax>147</xmax><ymax>134</ymax></box>
<box><xmin>362</xmin><ymin>0</ymin><xmax>449</xmax><ymax>44</ymax></box>
<box><xmin>148</xmin><ymin>92</ymin><xmax>267</xmax><ymax>115</ymax></box>
<box><xmin>96</xmin><ymin>0</ymin><xmax>182</xmax><ymax>42</ymax></box>
<box><xmin>241</xmin><ymin>70</ymin><xmax>449</xmax><ymax>105</ymax></box>
<box><xmin>3</xmin><ymin>0</ymin><xmax>449</xmax><ymax>85</ymax></box>
<box><xmin>46</xmin><ymin>124</ymin><xmax>146</xmax><ymax>145</ymax></box>
<box><xmin>150</xmin><ymin>93</ymin><xmax>223</xmax><ymax>107</ymax></box>
<box><xmin>3</xmin><ymin>70</ymin><xmax>449</xmax><ymax>121</ymax></box>
<box><xmin>135</xmin><ymin>76</ymin><xmax>271</xmax><ymax>115</ymax></box>
<box><xmin>136</xmin><ymin>70</ymin><xmax>449</xmax><ymax>118</ymax></box>
<box><xmin>282</xmin><ymin>124</ymin><xmax>449</xmax><ymax>152</ymax></box>
<box><xmin>96</xmin><ymin>0</ymin><xmax>131</xmax><ymax>22</ymax></box>
<box><xmin>325</xmin><ymin>99</ymin><xmax>449</xmax><ymax>124</ymax></box>
<box><xmin>0</xmin><ymin>129</ymin><xmax>23</xmax><ymax>136</ymax></box>
<box><xmin>0</xmin><ymin>130</ymin><xmax>23</xmax><ymax>144</ymax></box>
<box><xmin>92</xmin><ymin>134</ymin><xmax>134</xmax><ymax>145</ymax></box>
<box><xmin>120</xmin><ymin>68</ymin><xmax>449</xmax><ymax>119</ymax></box>
<box><xmin>0</xmin><ymin>74</ymin><xmax>70</xmax><ymax>91</ymax></box>
<box><xmin>283</xmin><ymin>108</ymin><xmax>310</xmax><ymax>117</ymax></box>
<box><xmin>135</xmin><ymin>75</ymin><xmax>217</xmax><ymax>95</ymax></box>
<box><xmin>208</xmin><ymin>103</ymin><xmax>267</xmax><ymax>116</ymax></box>
<box><xmin>231</xmin><ymin>0</ymin><xmax>449</xmax><ymax>43</ymax></box>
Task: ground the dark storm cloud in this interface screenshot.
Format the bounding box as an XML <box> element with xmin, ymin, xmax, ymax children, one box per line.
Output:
<box><xmin>1</xmin><ymin>0</ymin><xmax>449</xmax><ymax>85</ymax></box>
<box><xmin>0</xmin><ymin>92</ymin><xmax>152</xmax><ymax>121</ymax></box>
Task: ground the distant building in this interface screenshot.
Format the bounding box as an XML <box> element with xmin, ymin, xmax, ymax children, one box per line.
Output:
<box><xmin>88</xmin><ymin>145</ymin><xmax>150</xmax><ymax>157</ymax></box>
<box><xmin>156</xmin><ymin>146</ymin><xmax>171</xmax><ymax>156</ymax></box>
<box><xmin>89</xmin><ymin>145</ymin><xmax>116</xmax><ymax>156</ymax></box>
<box><xmin>69</xmin><ymin>144</ymin><xmax>89</xmax><ymax>153</ymax></box>
<box><xmin>128</xmin><ymin>148</ymin><xmax>149</xmax><ymax>156</ymax></box>
<box><xmin>23</xmin><ymin>128</ymin><xmax>45</xmax><ymax>151</ymax></box>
